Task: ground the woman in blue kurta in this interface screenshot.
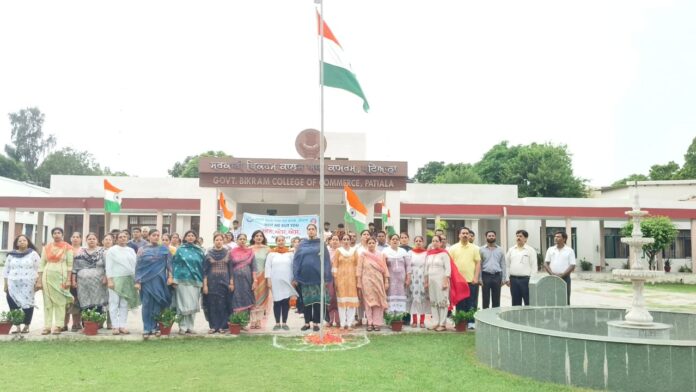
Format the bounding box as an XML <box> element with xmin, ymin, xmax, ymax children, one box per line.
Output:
<box><xmin>292</xmin><ymin>224</ymin><xmax>332</xmax><ymax>332</ymax></box>
<box><xmin>171</xmin><ymin>230</ymin><xmax>205</xmax><ymax>334</ymax></box>
<box><xmin>135</xmin><ymin>230</ymin><xmax>172</xmax><ymax>338</ymax></box>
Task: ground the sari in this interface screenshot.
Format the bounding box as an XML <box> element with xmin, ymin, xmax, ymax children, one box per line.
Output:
<box><xmin>292</xmin><ymin>238</ymin><xmax>332</xmax><ymax>306</ymax></box>
<box><xmin>136</xmin><ymin>244</ymin><xmax>172</xmax><ymax>332</ymax></box>
<box><xmin>229</xmin><ymin>246</ymin><xmax>256</xmax><ymax>312</ymax></box>
<box><xmin>251</xmin><ymin>245</ymin><xmax>270</xmax><ymax>321</ymax></box>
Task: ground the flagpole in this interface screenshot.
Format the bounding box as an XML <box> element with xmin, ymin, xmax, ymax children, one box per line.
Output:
<box><xmin>317</xmin><ymin>0</ymin><xmax>326</xmax><ymax>340</ymax></box>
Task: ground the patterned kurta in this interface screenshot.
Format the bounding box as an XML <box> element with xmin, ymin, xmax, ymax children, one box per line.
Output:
<box><xmin>425</xmin><ymin>252</ymin><xmax>451</xmax><ymax>307</ymax></box>
<box><xmin>3</xmin><ymin>250</ymin><xmax>40</xmax><ymax>308</ymax></box>
<box><xmin>332</xmin><ymin>248</ymin><xmax>359</xmax><ymax>308</ymax></box>
<box><xmin>408</xmin><ymin>249</ymin><xmax>430</xmax><ymax>314</ymax></box>
<box><xmin>73</xmin><ymin>247</ymin><xmax>109</xmax><ymax>309</ymax></box>
<box><xmin>383</xmin><ymin>246</ymin><xmax>411</xmax><ymax>312</ymax></box>
<box><xmin>357</xmin><ymin>250</ymin><xmax>389</xmax><ymax>309</ymax></box>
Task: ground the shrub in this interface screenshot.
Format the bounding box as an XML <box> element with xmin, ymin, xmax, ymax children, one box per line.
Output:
<box><xmin>229</xmin><ymin>311</ymin><xmax>250</xmax><ymax>327</ymax></box>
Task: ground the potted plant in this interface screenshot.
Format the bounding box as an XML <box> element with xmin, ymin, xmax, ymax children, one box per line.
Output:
<box><xmin>384</xmin><ymin>311</ymin><xmax>408</xmax><ymax>332</ymax></box>
<box><xmin>579</xmin><ymin>258</ymin><xmax>593</xmax><ymax>272</ymax></box>
<box><xmin>154</xmin><ymin>308</ymin><xmax>179</xmax><ymax>336</ymax></box>
<box><xmin>450</xmin><ymin>309</ymin><xmax>476</xmax><ymax>332</ymax></box>
<box><xmin>0</xmin><ymin>310</ymin><xmax>18</xmax><ymax>335</ymax></box>
<box><xmin>664</xmin><ymin>259</ymin><xmax>671</xmax><ymax>273</ymax></box>
<box><xmin>7</xmin><ymin>309</ymin><xmax>25</xmax><ymax>334</ymax></box>
<box><xmin>81</xmin><ymin>309</ymin><xmax>107</xmax><ymax>336</ymax></box>
<box><xmin>228</xmin><ymin>311</ymin><xmax>249</xmax><ymax>335</ymax></box>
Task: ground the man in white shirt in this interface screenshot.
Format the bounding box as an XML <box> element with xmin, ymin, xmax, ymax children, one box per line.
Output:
<box><xmin>544</xmin><ymin>231</ymin><xmax>576</xmax><ymax>305</ymax></box>
<box><xmin>505</xmin><ymin>229</ymin><xmax>538</xmax><ymax>306</ymax></box>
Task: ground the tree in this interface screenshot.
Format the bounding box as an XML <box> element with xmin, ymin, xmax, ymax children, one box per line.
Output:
<box><xmin>0</xmin><ymin>154</ymin><xmax>28</xmax><ymax>181</ymax></box>
<box><xmin>412</xmin><ymin>161</ymin><xmax>445</xmax><ymax>183</ymax></box>
<box><xmin>34</xmin><ymin>148</ymin><xmax>105</xmax><ymax>187</ymax></box>
<box><xmin>168</xmin><ymin>151</ymin><xmax>231</xmax><ymax>178</ymax></box>
<box><xmin>472</xmin><ymin>141</ymin><xmax>520</xmax><ymax>185</ymax></box>
<box><xmin>5</xmin><ymin>108</ymin><xmax>55</xmax><ymax>179</ymax></box>
<box><xmin>678</xmin><ymin>136</ymin><xmax>696</xmax><ymax>179</ymax></box>
<box><xmin>611</xmin><ymin>174</ymin><xmax>649</xmax><ymax>187</ymax></box>
<box><xmin>622</xmin><ymin>216</ymin><xmax>678</xmax><ymax>270</ymax></box>
<box><xmin>434</xmin><ymin>163</ymin><xmax>482</xmax><ymax>184</ymax></box>
<box><xmin>648</xmin><ymin>161</ymin><xmax>680</xmax><ymax>180</ymax></box>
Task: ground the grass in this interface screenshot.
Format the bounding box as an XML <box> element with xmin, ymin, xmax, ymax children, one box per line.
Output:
<box><xmin>0</xmin><ymin>334</ymin><xmax>587</xmax><ymax>391</ymax></box>
<box><xmin>612</xmin><ymin>281</ymin><xmax>696</xmax><ymax>294</ymax></box>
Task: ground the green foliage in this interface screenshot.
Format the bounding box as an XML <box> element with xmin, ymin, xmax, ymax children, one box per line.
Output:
<box><xmin>649</xmin><ymin>161</ymin><xmax>680</xmax><ymax>180</ymax></box>
<box><xmin>678</xmin><ymin>137</ymin><xmax>696</xmax><ymax>179</ymax></box>
<box><xmin>411</xmin><ymin>141</ymin><xmax>587</xmax><ymax>197</ymax></box>
<box><xmin>0</xmin><ymin>153</ymin><xmax>28</xmax><ymax>181</ymax></box>
<box><xmin>434</xmin><ymin>163</ymin><xmax>482</xmax><ymax>184</ymax></box>
<box><xmin>154</xmin><ymin>308</ymin><xmax>180</xmax><ymax>327</ymax></box>
<box><xmin>450</xmin><ymin>309</ymin><xmax>477</xmax><ymax>324</ymax></box>
<box><xmin>80</xmin><ymin>309</ymin><xmax>107</xmax><ymax>323</ymax></box>
<box><xmin>679</xmin><ymin>265</ymin><xmax>693</xmax><ymax>273</ymax></box>
<box><xmin>412</xmin><ymin>161</ymin><xmax>445</xmax><ymax>183</ymax></box>
<box><xmin>610</xmin><ymin>137</ymin><xmax>696</xmax><ymax>183</ymax></box>
<box><xmin>168</xmin><ymin>150</ymin><xmax>231</xmax><ymax>178</ymax></box>
<box><xmin>611</xmin><ymin>174</ymin><xmax>649</xmax><ymax>187</ymax></box>
<box><xmin>383</xmin><ymin>311</ymin><xmax>408</xmax><ymax>325</ymax></box>
<box><xmin>5</xmin><ymin>108</ymin><xmax>55</xmax><ymax>180</ymax></box>
<box><xmin>622</xmin><ymin>216</ymin><xmax>678</xmax><ymax>268</ymax></box>
<box><xmin>1</xmin><ymin>309</ymin><xmax>25</xmax><ymax>325</ymax></box>
<box><xmin>34</xmin><ymin>148</ymin><xmax>106</xmax><ymax>187</ymax></box>
<box><xmin>228</xmin><ymin>311</ymin><xmax>250</xmax><ymax>327</ymax></box>
<box><xmin>578</xmin><ymin>258</ymin><xmax>593</xmax><ymax>271</ymax></box>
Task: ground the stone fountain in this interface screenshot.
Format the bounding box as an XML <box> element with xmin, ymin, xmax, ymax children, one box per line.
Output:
<box><xmin>607</xmin><ymin>186</ymin><xmax>672</xmax><ymax>339</ymax></box>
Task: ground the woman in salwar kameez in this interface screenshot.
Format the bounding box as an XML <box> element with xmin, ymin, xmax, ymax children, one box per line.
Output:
<box><xmin>292</xmin><ymin>224</ymin><xmax>332</xmax><ymax>332</ymax></box>
<box><xmin>135</xmin><ymin>230</ymin><xmax>172</xmax><ymax>338</ymax></box>
<box><xmin>264</xmin><ymin>235</ymin><xmax>297</xmax><ymax>331</ymax></box>
<box><xmin>3</xmin><ymin>235</ymin><xmax>40</xmax><ymax>333</ymax></box>
<box><xmin>250</xmin><ymin>230</ymin><xmax>270</xmax><ymax>329</ymax></box>
<box><xmin>408</xmin><ymin>236</ymin><xmax>430</xmax><ymax>328</ymax></box>
<box><xmin>424</xmin><ymin>235</ymin><xmax>451</xmax><ymax>331</ymax></box>
<box><xmin>203</xmin><ymin>234</ymin><xmax>234</xmax><ymax>333</ymax></box>
<box><xmin>36</xmin><ymin>228</ymin><xmax>74</xmax><ymax>335</ymax></box>
<box><xmin>356</xmin><ymin>237</ymin><xmax>389</xmax><ymax>331</ymax></box>
<box><xmin>229</xmin><ymin>234</ymin><xmax>256</xmax><ymax>318</ymax></box>
<box><xmin>383</xmin><ymin>234</ymin><xmax>411</xmax><ymax>314</ymax></box>
<box><xmin>172</xmin><ymin>230</ymin><xmax>205</xmax><ymax>334</ymax></box>
<box><xmin>106</xmin><ymin>231</ymin><xmax>140</xmax><ymax>335</ymax></box>
<box><xmin>325</xmin><ymin>234</ymin><xmax>340</xmax><ymax>327</ymax></box>
<box><xmin>72</xmin><ymin>233</ymin><xmax>108</xmax><ymax>319</ymax></box>
<box><xmin>331</xmin><ymin>234</ymin><xmax>359</xmax><ymax>330</ymax></box>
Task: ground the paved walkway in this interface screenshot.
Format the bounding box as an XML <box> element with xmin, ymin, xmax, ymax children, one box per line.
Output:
<box><xmin>1</xmin><ymin>274</ymin><xmax>694</xmax><ymax>341</ymax></box>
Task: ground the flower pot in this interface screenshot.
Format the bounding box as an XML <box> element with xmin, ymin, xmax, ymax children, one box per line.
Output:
<box><xmin>158</xmin><ymin>322</ymin><xmax>172</xmax><ymax>336</ymax></box>
<box><xmin>83</xmin><ymin>321</ymin><xmax>99</xmax><ymax>336</ymax></box>
<box><xmin>664</xmin><ymin>266</ymin><xmax>671</xmax><ymax>273</ymax></box>
<box><xmin>228</xmin><ymin>323</ymin><xmax>242</xmax><ymax>335</ymax></box>
<box><xmin>595</xmin><ymin>266</ymin><xmax>601</xmax><ymax>272</ymax></box>
<box><xmin>0</xmin><ymin>322</ymin><xmax>11</xmax><ymax>335</ymax></box>
<box><xmin>455</xmin><ymin>321</ymin><xmax>468</xmax><ymax>332</ymax></box>
<box><xmin>390</xmin><ymin>321</ymin><xmax>403</xmax><ymax>332</ymax></box>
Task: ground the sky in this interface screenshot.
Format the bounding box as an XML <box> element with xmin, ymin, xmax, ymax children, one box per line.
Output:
<box><xmin>1</xmin><ymin>0</ymin><xmax>694</xmax><ymax>188</ymax></box>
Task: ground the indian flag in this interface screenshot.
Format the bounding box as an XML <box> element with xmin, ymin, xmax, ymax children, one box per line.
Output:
<box><xmin>218</xmin><ymin>192</ymin><xmax>233</xmax><ymax>233</ymax></box>
<box><xmin>344</xmin><ymin>185</ymin><xmax>367</xmax><ymax>232</ymax></box>
<box><xmin>104</xmin><ymin>179</ymin><xmax>122</xmax><ymax>213</ymax></box>
<box><xmin>317</xmin><ymin>12</ymin><xmax>369</xmax><ymax>112</ymax></box>
<box><xmin>381</xmin><ymin>203</ymin><xmax>397</xmax><ymax>237</ymax></box>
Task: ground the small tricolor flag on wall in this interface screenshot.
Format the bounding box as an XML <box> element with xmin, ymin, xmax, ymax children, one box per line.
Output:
<box><xmin>344</xmin><ymin>185</ymin><xmax>367</xmax><ymax>232</ymax></box>
<box><xmin>218</xmin><ymin>192</ymin><xmax>234</xmax><ymax>233</ymax></box>
<box><xmin>104</xmin><ymin>179</ymin><xmax>122</xmax><ymax>213</ymax></box>
<box><xmin>317</xmin><ymin>12</ymin><xmax>369</xmax><ymax>112</ymax></box>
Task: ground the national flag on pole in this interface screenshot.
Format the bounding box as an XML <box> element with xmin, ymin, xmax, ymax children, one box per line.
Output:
<box><xmin>344</xmin><ymin>185</ymin><xmax>367</xmax><ymax>232</ymax></box>
<box><xmin>104</xmin><ymin>179</ymin><xmax>122</xmax><ymax>213</ymax></box>
<box><xmin>380</xmin><ymin>202</ymin><xmax>397</xmax><ymax>237</ymax></box>
<box><xmin>218</xmin><ymin>192</ymin><xmax>233</xmax><ymax>233</ymax></box>
<box><xmin>317</xmin><ymin>11</ymin><xmax>370</xmax><ymax>112</ymax></box>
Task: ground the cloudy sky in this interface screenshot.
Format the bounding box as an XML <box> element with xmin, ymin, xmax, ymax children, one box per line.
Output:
<box><xmin>1</xmin><ymin>0</ymin><xmax>694</xmax><ymax>187</ymax></box>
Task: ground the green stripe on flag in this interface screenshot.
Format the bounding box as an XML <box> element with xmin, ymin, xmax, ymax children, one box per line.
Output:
<box><xmin>105</xmin><ymin>199</ymin><xmax>121</xmax><ymax>213</ymax></box>
<box><xmin>322</xmin><ymin>62</ymin><xmax>369</xmax><ymax>112</ymax></box>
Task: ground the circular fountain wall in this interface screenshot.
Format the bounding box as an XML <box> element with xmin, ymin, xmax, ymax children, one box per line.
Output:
<box><xmin>475</xmin><ymin>306</ymin><xmax>696</xmax><ymax>392</ymax></box>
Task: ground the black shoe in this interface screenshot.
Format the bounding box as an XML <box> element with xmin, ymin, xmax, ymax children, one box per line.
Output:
<box><xmin>313</xmin><ymin>325</ymin><xmax>320</xmax><ymax>332</ymax></box>
<box><xmin>301</xmin><ymin>325</ymin><xmax>310</xmax><ymax>331</ymax></box>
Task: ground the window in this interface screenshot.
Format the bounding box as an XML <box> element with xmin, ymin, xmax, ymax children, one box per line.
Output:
<box><xmin>604</xmin><ymin>228</ymin><xmax>629</xmax><ymax>259</ymax></box>
<box><xmin>663</xmin><ymin>230</ymin><xmax>692</xmax><ymax>259</ymax></box>
<box><xmin>546</xmin><ymin>227</ymin><xmax>577</xmax><ymax>256</ymax></box>
<box><xmin>127</xmin><ymin>215</ymin><xmax>171</xmax><ymax>235</ymax></box>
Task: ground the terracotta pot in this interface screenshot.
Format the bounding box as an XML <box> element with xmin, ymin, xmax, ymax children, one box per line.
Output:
<box><xmin>595</xmin><ymin>266</ymin><xmax>602</xmax><ymax>272</ymax></box>
<box><xmin>158</xmin><ymin>322</ymin><xmax>172</xmax><ymax>336</ymax></box>
<box><xmin>83</xmin><ymin>321</ymin><xmax>99</xmax><ymax>336</ymax></box>
<box><xmin>0</xmin><ymin>322</ymin><xmax>12</xmax><ymax>335</ymax></box>
<box><xmin>391</xmin><ymin>321</ymin><xmax>403</xmax><ymax>332</ymax></box>
<box><xmin>455</xmin><ymin>321</ymin><xmax>468</xmax><ymax>332</ymax></box>
<box><xmin>664</xmin><ymin>266</ymin><xmax>671</xmax><ymax>273</ymax></box>
<box><xmin>228</xmin><ymin>323</ymin><xmax>242</xmax><ymax>335</ymax></box>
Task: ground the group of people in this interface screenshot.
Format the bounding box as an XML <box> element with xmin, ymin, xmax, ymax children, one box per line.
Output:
<box><xmin>2</xmin><ymin>220</ymin><xmax>576</xmax><ymax>337</ymax></box>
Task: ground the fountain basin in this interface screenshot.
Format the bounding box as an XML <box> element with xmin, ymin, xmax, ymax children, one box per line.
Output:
<box><xmin>475</xmin><ymin>306</ymin><xmax>696</xmax><ymax>391</ymax></box>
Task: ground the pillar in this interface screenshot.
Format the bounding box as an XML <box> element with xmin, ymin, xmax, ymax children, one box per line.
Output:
<box><xmin>500</xmin><ymin>213</ymin><xmax>508</xmax><ymax>251</ymax></box>
<box><xmin>565</xmin><ymin>217</ymin><xmax>572</xmax><ymax>249</ymax></box>
<box><xmin>599</xmin><ymin>220</ymin><xmax>605</xmax><ymax>271</ymax></box>
<box><xmin>35</xmin><ymin>211</ymin><xmax>44</xmax><ymax>251</ymax></box>
<box><xmin>156</xmin><ymin>210</ymin><xmax>164</xmax><ymax>233</ymax></box>
<box><xmin>469</xmin><ymin>219</ymin><xmax>480</xmax><ymax>246</ymax></box>
<box><xmin>82</xmin><ymin>209</ymin><xmax>90</xmax><ymax>238</ymax></box>
<box><xmin>8</xmin><ymin>208</ymin><xmax>16</xmax><ymax>248</ymax></box>
<box><xmin>540</xmin><ymin>219</ymin><xmax>548</xmax><ymax>258</ymax></box>
<box><xmin>105</xmin><ymin>212</ymin><xmax>111</xmax><ymax>235</ymax></box>
<box><xmin>691</xmin><ymin>220</ymin><xmax>696</xmax><ymax>274</ymax></box>
<box><xmin>170</xmin><ymin>213</ymin><xmax>178</xmax><ymax>234</ymax></box>
<box><xmin>199</xmin><ymin>189</ymin><xmax>218</xmax><ymax>240</ymax></box>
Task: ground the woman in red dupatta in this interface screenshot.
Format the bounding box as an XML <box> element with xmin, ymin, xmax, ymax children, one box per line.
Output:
<box><xmin>425</xmin><ymin>235</ymin><xmax>469</xmax><ymax>331</ymax></box>
<box><xmin>357</xmin><ymin>237</ymin><xmax>389</xmax><ymax>331</ymax></box>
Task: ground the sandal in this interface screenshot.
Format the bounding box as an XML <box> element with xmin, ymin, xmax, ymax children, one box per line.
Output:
<box><xmin>21</xmin><ymin>326</ymin><xmax>30</xmax><ymax>334</ymax></box>
<box><xmin>420</xmin><ymin>323</ymin><xmax>426</xmax><ymax>328</ymax></box>
<box><xmin>112</xmin><ymin>329</ymin><xmax>121</xmax><ymax>335</ymax></box>
<box><xmin>52</xmin><ymin>327</ymin><xmax>62</xmax><ymax>335</ymax></box>
<box><xmin>119</xmin><ymin>328</ymin><xmax>130</xmax><ymax>335</ymax></box>
<box><xmin>208</xmin><ymin>329</ymin><xmax>216</xmax><ymax>334</ymax></box>
<box><xmin>374</xmin><ymin>326</ymin><xmax>381</xmax><ymax>332</ymax></box>
<box><xmin>41</xmin><ymin>328</ymin><xmax>51</xmax><ymax>335</ymax></box>
<box><xmin>366</xmin><ymin>325</ymin><xmax>374</xmax><ymax>331</ymax></box>
<box><xmin>154</xmin><ymin>330</ymin><xmax>161</xmax><ymax>337</ymax></box>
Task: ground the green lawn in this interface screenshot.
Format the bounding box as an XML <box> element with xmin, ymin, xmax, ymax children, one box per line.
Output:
<box><xmin>613</xmin><ymin>281</ymin><xmax>696</xmax><ymax>293</ymax></box>
<box><xmin>0</xmin><ymin>334</ymin><xmax>587</xmax><ymax>391</ymax></box>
